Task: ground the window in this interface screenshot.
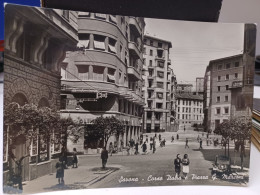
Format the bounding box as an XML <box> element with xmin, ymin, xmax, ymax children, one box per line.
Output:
<box><xmin>156</xmin><ymin>103</ymin><xmax>163</xmax><ymax>109</ymax></box>
<box><xmin>147</xmin><ymin>112</ymin><xmax>152</xmax><ymax>119</ymax></box>
<box><xmin>217</xmin><ymin>86</ymin><xmax>220</xmax><ymax>92</ymax></box>
<box><xmin>235</xmin><ymin>61</ymin><xmax>239</xmax><ymax>67</ymax></box>
<box><xmin>143</xmin><ymin>47</ymin><xmax>146</xmax><ymax>54</ymax></box>
<box><xmin>157</xmin><ymin>71</ymin><xmax>164</xmax><ymax>78</ymax></box>
<box><xmin>78</xmin><ymin>34</ymin><xmax>90</xmax><ymax>48</ymax></box>
<box><xmin>157</xmin><ymin>92</ymin><xmax>163</xmax><ymax>99</ymax></box>
<box><xmin>216</xmin><ymin>108</ymin><xmax>220</xmax><ymax>115</ymax></box>
<box><xmin>157</xmin><ymin>82</ymin><xmax>164</xmax><ymax>89</ymax></box>
<box><xmin>226</xmin><ymin>85</ymin><xmax>229</xmax><ymax>90</ymax></box>
<box><xmin>143</xmin><ymin>38</ymin><xmax>147</xmax><ymax>44</ymax></box>
<box><xmin>226</xmin><ymin>63</ymin><xmax>231</xmax><ymax>69</ymax></box>
<box><xmin>157</xmin><ymin>50</ymin><xmax>163</xmax><ymax>58</ymax></box>
<box><xmin>225</xmin><ymin>74</ymin><xmax>229</xmax><ymax>80</ymax></box>
<box><xmin>217</xmin><ymin>96</ymin><xmax>220</xmax><ymax>102</ymax></box>
<box><xmin>77</xmin><ymin>65</ymin><xmax>89</xmax><ymax>80</ymax></box>
<box><xmin>93</xmin><ymin>35</ymin><xmax>105</xmax><ymax>50</ymax></box>
<box><xmin>158</xmin><ymin>61</ymin><xmax>164</xmax><ymax>68</ymax></box>
<box><xmin>158</xmin><ymin>42</ymin><xmax>162</xmax><ymax>48</ymax></box>
<box><xmin>155</xmin><ymin>112</ymin><xmax>161</xmax><ymax>120</ymax></box>
<box><xmin>78</xmin><ymin>12</ymin><xmax>90</xmax><ymax>17</ymax></box>
<box><xmin>150</xmin><ymin>40</ymin><xmax>153</xmax><ymax>46</ymax></box>
<box><xmin>95</xmin><ymin>13</ymin><xmax>106</xmax><ymax>19</ymax></box>
<box><xmin>224</xmin><ymin>107</ymin><xmax>229</xmax><ymax>114</ymax></box>
<box><xmin>107</xmin><ymin>68</ymin><xmax>115</xmax><ymax>83</ymax></box>
<box><xmin>235</xmin><ymin>73</ymin><xmax>238</xmax><ymax>79</ymax></box>
<box><xmin>150</xmin><ymin>49</ymin><xmax>153</xmax><ymax>56</ymax></box>
<box><xmin>108</xmin><ymin>38</ymin><xmax>117</xmax><ymax>53</ymax></box>
<box><xmin>149</xmin><ymin>60</ymin><xmax>152</xmax><ymax>66</ymax></box>
<box><xmin>62</xmin><ymin>10</ymin><xmax>70</xmax><ymax>20</ymax></box>
<box><xmin>217</xmin><ymin>65</ymin><xmax>222</xmax><ymax>70</ymax></box>
<box><xmin>218</xmin><ymin>76</ymin><xmax>221</xmax><ymax>81</ymax></box>
<box><xmin>109</xmin><ymin>15</ymin><xmax>117</xmax><ymax>24</ymax></box>
<box><xmin>225</xmin><ymin>95</ymin><xmax>228</xmax><ymax>102</ymax></box>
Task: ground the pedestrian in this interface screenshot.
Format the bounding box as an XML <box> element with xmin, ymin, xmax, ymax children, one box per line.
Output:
<box><xmin>184</xmin><ymin>125</ymin><xmax>186</xmax><ymax>132</ymax></box>
<box><xmin>206</xmin><ymin>138</ymin><xmax>209</xmax><ymax>146</ymax></box>
<box><xmin>135</xmin><ymin>142</ymin><xmax>139</xmax><ymax>155</ymax></box>
<box><xmin>197</xmin><ymin>135</ymin><xmax>200</xmax><ymax>142</ymax></box>
<box><xmin>182</xmin><ymin>154</ymin><xmax>190</xmax><ymax>180</ymax></box>
<box><xmin>109</xmin><ymin>142</ymin><xmax>114</xmax><ymax>156</ymax></box>
<box><xmin>56</xmin><ymin>157</ymin><xmax>65</xmax><ymax>185</ymax></box>
<box><xmin>72</xmin><ymin>148</ymin><xmax>78</xmax><ymax>168</ymax></box>
<box><xmin>150</xmin><ymin>137</ymin><xmax>153</xmax><ymax>150</ymax></box>
<box><xmin>199</xmin><ymin>138</ymin><xmax>203</xmax><ymax>149</ymax></box>
<box><xmin>146</xmin><ymin>135</ymin><xmax>148</xmax><ymax>143</ymax></box>
<box><xmin>159</xmin><ymin>134</ymin><xmax>162</xmax><ymax>142</ymax></box>
<box><xmin>185</xmin><ymin>138</ymin><xmax>189</xmax><ymax>148</ymax></box>
<box><xmin>177</xmin><ymin>134</ymin><xmax>179</xmax><ymax>140</ymax></box>
<box><xmin>153</xmin><ymin>139</ymin><xmax>156</xmax><ymax>153</ymax></box>
<box><xmin>174</xmin><ymin>154</ymin><xmax>182</xmax><ymax>178</ymax></box>
<box><xmin>126</xmin><ymin>144</ymin><xmax>130</xmax><ymax>155</ymax></box>
<box><xmin>172</xmin><ymin>135</ymin><xmax>175</xmax><ymax>142</ymax></box>
<box><xmin>163</xmin><ymin>138</ymin><xmax>166</xmax><ymax>147</ymax></box>
<box><xmin>141</xmin><ymin>141</ymin><xmax>147</xmax><ymax>154</ymax></box>
<box><xmin>120</xmin><ymin>140</ymin><xmax>124</xmax><ymax>152</ymax></box>
<box><xmin>129</xmin><ymin>139</ymin><xmax>135</xmax><ymax>155</ymax></box>
<box><xmin>101</xmin><ymin>147</ymin><xmax>108</xmax><ymax>169</ymax></box>
<box><xmin>155</xmin><ymin>133</ymin><xmax>157</xmax><ymax>138</ymax></box>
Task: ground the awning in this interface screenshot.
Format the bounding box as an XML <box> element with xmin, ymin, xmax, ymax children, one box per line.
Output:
<box><xmin>94</xmin><ymin>40</ymin><xmax>105</xmax><ymax>50</ymax></box>
<box><xmin>108</xmin><ymin>44</ymin><xmax>117</xmax><ymax>53</ymax></box>
<box><xmin>77</xmin><ymin>40</ymin><xmax>89</xmax><ymax>48</ymax></box>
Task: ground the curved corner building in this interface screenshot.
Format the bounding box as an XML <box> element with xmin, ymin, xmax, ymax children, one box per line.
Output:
<box><xmin>61</xmin><ymin>13</ymin><xmax>145</xmax><ymax>152</ymax></box>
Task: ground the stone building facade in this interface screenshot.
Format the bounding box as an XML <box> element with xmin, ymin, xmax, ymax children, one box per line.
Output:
<box><xmin>203</xmin><ymin>54</ymin><xmax>244</xmax><ymax>131</ymax></box>
<box><xmin>4</xmin><ymin>5</ymin><xmax>78</xmax><ymax>182</ymax></box>
<box><xmin>142</xmin><ymin>35</ymin><xmax>173</xmax><ymax>132</ymax></box>
<box><xmin>60</xmin><ymin>13</ymin><xmax>145</xmax><ymax>153</ymax></box>
<box><xmin>176</xmin><ymin>93</ymin><xmax>204</xmax><ymax>128</ymax></box>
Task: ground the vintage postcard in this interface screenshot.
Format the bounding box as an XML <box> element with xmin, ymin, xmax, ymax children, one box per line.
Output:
<box><xmin>3</xmin><ymin>4</ymin><xmax>256</xmax><ymax>194</ymax></box>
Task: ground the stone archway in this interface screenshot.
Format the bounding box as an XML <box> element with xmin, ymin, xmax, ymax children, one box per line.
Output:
<box><xmin>5</xmin><ymin>78</ymin><xmax>32</xmax><ymax>105</ymax></box>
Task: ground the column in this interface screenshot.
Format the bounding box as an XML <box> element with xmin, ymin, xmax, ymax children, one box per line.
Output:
<box><xmin>103</xmin><ymin>67</ymin><xmax>107</xmax><ymax>82</ymax></box>
<box><xmin>105</xmin><ymin>37</ymin><xmax>109</xmax><ymax>51</ymax></box>
<box><xmin>89</xmin><ymin>65</ymin><xmax>93</xmax><ymax>80</ymax></box>
<box><xmin>89</xmin><ymin>34</ymin><xmax>94</xmax><ymax>49</ymax></box>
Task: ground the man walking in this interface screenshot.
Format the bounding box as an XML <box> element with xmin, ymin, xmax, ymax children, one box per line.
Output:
<box><xmin>101</xmin><ymin>147</ymin><xmax>108</xmax><ymax>169</ymax></box>
<box><xmin>185</xmin><ymin>138</ymin><xmax>189</xmax><ymax>148</ymax></box>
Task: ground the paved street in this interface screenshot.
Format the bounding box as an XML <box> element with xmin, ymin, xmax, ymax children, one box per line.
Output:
<box><xmin>22</xmin><ymin>127</ymin><xmax>248</xmax><ymax>194</ymax></box>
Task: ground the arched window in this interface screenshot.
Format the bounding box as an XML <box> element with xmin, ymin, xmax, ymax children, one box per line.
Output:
<box><xmin>11</xmin><ymin>93</ymin><xmax>28</xmax><ymax>106</ymax></box>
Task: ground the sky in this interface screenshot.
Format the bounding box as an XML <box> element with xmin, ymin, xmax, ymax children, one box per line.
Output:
<box><xmin>144</xmin><ymin>18</ymin><xmax>244</xmax><ymax>85</ymax></box>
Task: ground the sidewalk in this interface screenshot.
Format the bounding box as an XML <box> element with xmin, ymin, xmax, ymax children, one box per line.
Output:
<box><xmin>19</xmin><ymin>164</ymin><xmax>120</xmax><ymax>194</ymax></box>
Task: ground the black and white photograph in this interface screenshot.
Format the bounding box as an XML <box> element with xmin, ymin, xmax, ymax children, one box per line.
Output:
<box><xmin>2</xmin><ymin>4</ymin><xmax>256</xmax><ymax>194</ymax></box>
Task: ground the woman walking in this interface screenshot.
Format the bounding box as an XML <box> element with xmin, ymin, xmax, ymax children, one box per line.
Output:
<box><xmin>56</xmin><ymin>157</ymin><xmax>65</xmax><ymax>185</ymax></box>
<box><xmin>174</xmin><ymin>154</ymin><xmax>182</xmax><ymax>178</ymax></box>
<box><xmin>182</xmin><ymin>154</ymin><xmax>190</xmax><ymax>180</ymax></box>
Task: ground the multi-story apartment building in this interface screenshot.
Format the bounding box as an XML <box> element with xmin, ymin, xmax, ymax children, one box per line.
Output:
<box><xmin>196</xmin><ymin>77</ymin><xmax>204</xmax><ymax>95</ymax></box>
<box><xmin>204</xmin><ymin>54</ymin><xmax>244</xmax><ymax>131</ymax></box>
<box><xmin>60</xmin><ymin>13</ymin><xmax>145</xmax><ymax>152</ymax></box>
<box><xmin>142</xmin><ymin>35</ymin><xmax>173</xmax><ymax>132</ymax></box>
<box><xmin>4</xmin><ymin>5</ymin><xmax>78</xmax><ymax>181</ymax></box>
<box><xmin>176</xmin><ymin>83</ymin><xmax>193</xmax><ymax>93</ymax></box>
<box><xmin>176</xmin><ymin>93</ymin><xmax>204</xmax><ymax>127</ymax></box>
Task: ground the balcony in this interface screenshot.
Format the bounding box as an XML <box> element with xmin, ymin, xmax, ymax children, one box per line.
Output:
<box><xmin>129</xmin><ymin>42</ymin><xmax>142</xmax><ymax>60</ymax></box>
<box><xmin>129</xmin><ymin>17</ymin><xmax>142</xmax><ymax>36</ymax></box>
<box><xmin>167</xmin><ymin>59</ymin><xmax>171</xmax><ymax>65</ymax></box>
<box><xmin>155</xmin><ymin>56</ymin><xmax>165</xmax><ymax>61</ymax></box>
<box><xmin>127</xmin><ymin>66</ymin><xmax>141</xmax><ymax>81</ymax></box>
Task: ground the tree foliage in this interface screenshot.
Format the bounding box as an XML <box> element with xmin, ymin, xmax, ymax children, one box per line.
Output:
<box><xmin>87</xmin><ymin>116</ymin><xmax>124</xmax><ymax>148</ymax></box>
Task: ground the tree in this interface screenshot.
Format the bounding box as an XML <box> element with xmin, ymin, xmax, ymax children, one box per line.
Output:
<box><xmin>4</xmin><ymin>103</ymin><xmax>74</xmax><ymax>190</ymax></box>
<box><xmin>87</xmin><ymin>116</ymin><xmax>124</xmax><ymax>148</ymax></box>
<box><xmin>214</xmin><ymin>116</ymin><xmax>251</xmax><ymax>170</ymax></box>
